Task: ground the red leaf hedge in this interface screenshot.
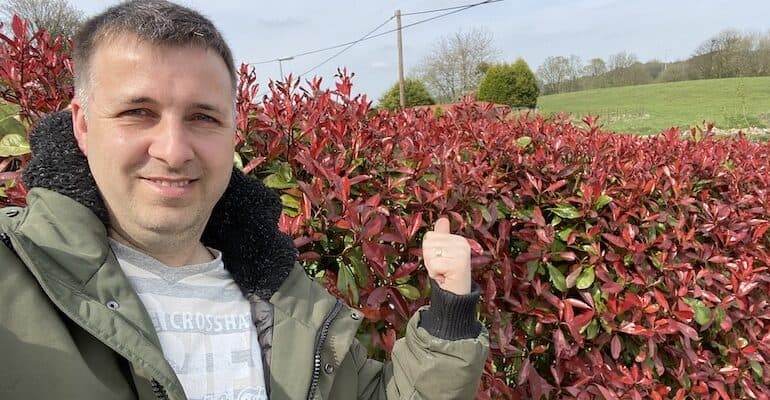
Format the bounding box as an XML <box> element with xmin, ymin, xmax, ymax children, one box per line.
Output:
<box><xmin>3</xmin><ymin>21</ymin><xmax>770</xmax><ymax>399</ymax></box>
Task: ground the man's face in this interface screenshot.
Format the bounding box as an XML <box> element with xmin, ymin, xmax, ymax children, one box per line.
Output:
<box><xmin>71</xmin><ymin>35</ymin><xmax>234</xmax><ymax>239</ymax></box>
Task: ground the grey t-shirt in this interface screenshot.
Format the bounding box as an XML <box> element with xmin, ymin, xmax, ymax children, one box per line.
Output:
<box><xmin>110</xmin><ymin>239</ymin><xmax>267</xmax><ymax>400</ymax></box>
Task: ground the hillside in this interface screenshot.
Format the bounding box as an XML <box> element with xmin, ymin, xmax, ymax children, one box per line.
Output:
<box><xmin>537</xmin><ymin>77</ymin><xmax>770</xmax><ymax>136</ymax></box>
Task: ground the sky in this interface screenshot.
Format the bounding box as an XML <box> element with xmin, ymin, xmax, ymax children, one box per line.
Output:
<box><xmin>72</xmin><ymin>0</ymin><xmax>770</xmax><ymax>101</ymax></box>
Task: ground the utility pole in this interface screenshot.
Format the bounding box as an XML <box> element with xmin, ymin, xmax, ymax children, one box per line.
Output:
<box><xmin>395</xmin><ymin>9</ymin><xmax>405</xmax><ymax>108</ymax></box>
<box><xmin>277</xmin><ymin>56</ymin><xmax>293</xmax><ymax>79</ymax></box>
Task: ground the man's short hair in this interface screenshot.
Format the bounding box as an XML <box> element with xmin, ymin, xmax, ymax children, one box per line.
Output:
<box><xmin>73</xmin><ymin>0</ymin><xmax>236</xmax><ymax>103</ymax></box>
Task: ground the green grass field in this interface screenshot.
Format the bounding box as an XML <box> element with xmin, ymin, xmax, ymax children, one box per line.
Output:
<box><xmin>536</xmin><ymin>77</ymin><xmax>770</xmax><ymax>136</ymax></box>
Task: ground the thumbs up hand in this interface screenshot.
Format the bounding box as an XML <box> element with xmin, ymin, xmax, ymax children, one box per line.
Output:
<box><xmin>422</xmin><ymin>217</ymin><xmax>472</xmax><ymax>295</ymax></box>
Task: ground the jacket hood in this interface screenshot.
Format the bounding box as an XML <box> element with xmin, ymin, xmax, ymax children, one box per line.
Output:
<box><xmin>21</xmin><ymin>111</ymin><xmax>297</xmax><ymax>300</ymax></box>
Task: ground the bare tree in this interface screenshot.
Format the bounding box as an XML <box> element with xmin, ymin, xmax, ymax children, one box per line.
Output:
<box><xmin>536</xmin><ymin>56</ymin><xmax>571</xmax><ymax>94</ymax></box>
<box><xmin>754</xmin><ymin>30</ymin><xmax>770</xmax><ymax>76</ymax></box>
<box><xmin>605</xmin><ymin>51</ymin><xmax>640</xmax><ymax>86</ymax></box>
<box><xmin>1</xmin><ymin>0</ymin><xmax>83</xmax><ymax>39</ymax></box>
<box><xmin>414</xmin><ymin>28</ymin><xmax>499</xmax><ymax>103</ymax></box>
<box><xmin>583</xmin><ymin>57</ymin><xmax>607</xmax><ymax>77</ymax></box>
<box><xmin>691</xmin><ymin>29</ymin><xmax>753</xmax><ymax>79</ymax></box>
<box><xmin>607</xmin><ymin>51</ymin><xmax>638</xmax><ymax>71</ymax></box>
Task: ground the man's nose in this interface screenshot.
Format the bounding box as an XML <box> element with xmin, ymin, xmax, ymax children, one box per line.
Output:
<box><xmin>148</xmin><ymin>118</ymin><xmax>194</xmax><ymax>168</ymax></box>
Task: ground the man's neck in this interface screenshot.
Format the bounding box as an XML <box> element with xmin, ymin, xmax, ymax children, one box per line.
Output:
<box><xmin>108</xmin><ymin>228</ymin><xmax>214</xmax><ymax>267</ymax></box>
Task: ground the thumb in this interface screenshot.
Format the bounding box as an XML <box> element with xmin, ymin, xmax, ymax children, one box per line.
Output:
<box><xmin>433</xmin><ymin>217</ymin><xmax>450</xmax><ymax>234</ymax></box>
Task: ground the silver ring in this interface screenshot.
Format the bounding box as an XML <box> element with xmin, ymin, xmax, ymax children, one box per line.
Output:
<box><xmin>434</xmin><ymin>247</ymin><xmax>444</xmax><ymax>257</ymax></box>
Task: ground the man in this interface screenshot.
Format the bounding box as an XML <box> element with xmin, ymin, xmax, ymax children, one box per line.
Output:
<box><xmin>0</xmin><ymin>1</ymin><xmax>488</xmax><ymax>399</ymax></box>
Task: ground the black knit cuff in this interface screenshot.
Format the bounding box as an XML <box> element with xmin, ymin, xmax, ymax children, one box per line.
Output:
<box><xmin>419</xmin><ymin>279</ymin><xmax>482</xmax><ymax>340</ymax></box>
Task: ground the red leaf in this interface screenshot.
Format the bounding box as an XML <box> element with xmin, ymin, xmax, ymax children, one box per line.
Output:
<box><xmin>611</xmin><ymin>334</ymin><xmax>621</xmax><ymax>359</ymax></box>
<box><xmin>406</xmin><ymin>212</ymin><xmax>424</xmax><ymax>241</ymax></box>
<box><xmin>532</xmin><ymin>207</ymin><xmax>546</xmax><ymax>227</ymax></box>
<box><xmin>298</xmin><ymin>251</ymin><xmax>320</xmax><ymax>261</ymax></box>
<box><xmin>602</xmin><ymin>233</ymin><xmax>626</xmax><ymax>248</ymax></box>
<box><xmin>594</xmin><ymin>384</ymin><xmax>619</xmax><ymax>400</ymax></box>
<box><xmin>243</xmin><ymin>156</ymin><xmax>266</xmax><ymax>174</ymax></box>
<box><xmin>362</xmin><ymin>240</ymin><xmax>387</xmax><ymax>279</ymax></box>
<box><xmin>467</xmin><ymin>238</ymin><xmax>484</xmax><ymax>255</ymax></box>
<box><xmin>544</xmin><ymin>179</ymin><xmax>567</xmax><ymax>193</ymax></box>
<box><xmin>362</xmin><ymin>214</ymin><xmax>387</xmax><ymax>240</ymax></box>
<box><xmin>392</xmin><ymin>262</ymin><xmax>419</xmax><ymax>279</ymax></box>
<box><xmin>708</xmin><ymin>255</ymin><xmax>731</xmax><ymax>264</ymax></box>
<box><xmin>653</xmin><ymin>288</ymin><xmax>670</xmax><ymax>312</ymax></box>
<box><xmin>517</xmin><ymin>357</ymin><xmax>531</xmax><ymax>386</ymax></box>
<box><xmin>12</xmin><ymin>15</ymin><xmax>26</xmax><ymax>39</ymax></box>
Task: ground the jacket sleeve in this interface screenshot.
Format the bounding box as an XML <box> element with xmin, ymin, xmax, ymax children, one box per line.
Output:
<box><xmin>352</xmin><ymin>282</ymin><xmax>490</xmax><ymax>399</ymax></box>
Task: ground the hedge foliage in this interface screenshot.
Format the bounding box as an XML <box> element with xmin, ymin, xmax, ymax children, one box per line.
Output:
<box><xmin>3</xmin><ymin>17</ymin><xmax>770</xmax><ymax>399</ymax></box>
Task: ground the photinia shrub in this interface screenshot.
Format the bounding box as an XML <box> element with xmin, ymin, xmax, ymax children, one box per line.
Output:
<box><xmin>3</xmin><ymin>19</ymin><xmax>770</xmax><ymax>400</ymax></box>
<box><xmin>0</xmin><ymin>15</ymin><xmax>74</xmax><ymax>203</ymax></box>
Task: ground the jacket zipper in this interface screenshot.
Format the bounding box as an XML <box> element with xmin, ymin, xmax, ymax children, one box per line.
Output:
<box><xmin>306</xmin><ymin>300</ymin><xmax>342</xmax><ymax>400</ymax></box>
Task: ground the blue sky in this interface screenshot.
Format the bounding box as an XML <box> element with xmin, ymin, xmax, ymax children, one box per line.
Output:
<box><xmin>74</xmin><ymin>0</ymin><xmax>770</xmax><ymax>101</ymax></box>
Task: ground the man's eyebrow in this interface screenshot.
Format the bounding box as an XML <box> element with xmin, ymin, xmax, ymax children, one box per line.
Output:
<box><xmin>121</xmin><ymin>98</ymin><xmax>224</xmax><ymax>114</ymax></box>
<box><xmin>123</xmin><ymin>96</ymin><xmax>156</xmax><ymax>105</ymax></box>
<box><xmin>192</xmin><ymin>102</ymin><xmax>225</xmax><ymax>114</ymax></box>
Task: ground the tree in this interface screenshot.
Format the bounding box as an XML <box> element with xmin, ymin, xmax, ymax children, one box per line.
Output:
<box><xmin>691</xmin><ymin>29</ymin><xmax>752</xmax><ymax>79</ymax></box>
<box><xmin>583</xmin><ymin>58</ymin><xmax>607</xmax><ymax>78</ymax></box>
<box><xmin>607</xmin><ymin>51</ymin><xmax>638</xmax><ymax>71</ymax></box>
<box><xmin>477</xmin><ymin>59</ymin><xmax>539</xmax><ymax>109</ymax></box>
<box><xmin>378</xmin><ymin>79</ymin><xmax>435</xmax><ymax>111</ymax></box>
<box><xmin>1</xmin><ymin>0</ymin><xmax>83</xmax><ymax>39</ymax></box>
<box><xmin>536</xmin><ymin>56</ymin><xmax>572</xmax><ymax>94</ymax></box>
<box><xmin>414</xmin><ymin>28</ymin><xmax>498</xmax><ymax>103</ymax></box>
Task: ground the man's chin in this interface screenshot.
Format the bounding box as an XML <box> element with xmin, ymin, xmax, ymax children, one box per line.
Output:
<box><xmin>138</xmin><ymin>213</ymin><xmax>206</xmax><ymax>235</ymax></box>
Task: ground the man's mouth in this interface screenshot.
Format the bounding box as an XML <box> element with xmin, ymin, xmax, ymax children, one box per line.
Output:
<box><xmin>148</xmin><ymin>179</ymin><xmax>192</xmax><ymax>187</ymax></box>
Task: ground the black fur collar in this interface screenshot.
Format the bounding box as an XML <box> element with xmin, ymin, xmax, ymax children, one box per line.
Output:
<box><xmin>22</xmin><ymin>111</ymin><xmax>297</xmax><ymax>300</ymax></box>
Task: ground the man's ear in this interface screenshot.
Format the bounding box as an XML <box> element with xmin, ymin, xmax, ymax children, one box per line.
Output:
<box><xmin>70</xmin><ymin>99</ymin><xmax>88</xmax><ymax>155</ymax></box>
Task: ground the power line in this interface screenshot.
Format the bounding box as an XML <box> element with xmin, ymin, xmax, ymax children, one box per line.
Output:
<box><xmin>401</xmin><ymin>0</ymin><xmax>503</xmax><ymax>16</ymax></box>
<box><xmin>300</xmin><ymin>16</ymin><xmax>394</xmax><ymax>76</ymax></box>
<box><xmin>248</xmin><ymin>0</ymin><xmax>504</xmax><ymax>71</ymax></box>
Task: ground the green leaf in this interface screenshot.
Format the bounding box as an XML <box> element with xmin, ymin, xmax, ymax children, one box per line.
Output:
<box><xmin>277</xmin><ymin>161</ymin><xmax>293</xmax><ymax>183</ymax></box>
<box><xmin>349</xmin><ymin>250</ymin><xmax>369</xmax><ymax>287</ymax></box>
<box><xmin>337</xmin><ymin>265</ymin><xmax>359</xmax><ymax>304</ymax></box>
<box><xmin>0</xmin><ymin>133</ymin><xmax>30</xmax><ymax>156</ymax></box>
<box><xmin>684</xmin><ymin>298</ymin><xmax>712</xmax><ymax>326</ymax></box>
<box><xmin>397</xmin><ymin>284</ymin><xmax>420</xmax><ymax>300</ymax></box>
<box><xmin>550</xmin><ymin>204</ymin><xmax>582</xmax><ymax>219</ymax></box>
<box><xmin>576</xmin><ymin>266</ymin><xmax>595</xmax><ymax>289</ymax></box>
<box><xmin>526</xmin><ymin>261</ymin><xmax>539</xmax><ymax>281</ymax></box>
<box><xmin>750</xmin><ymin>360</ymin><xmax>763</xmax><ymax>378</ymax></box>
<box><xmin>280</xmin><ymin>194</ymin><xmax>300</xmax><ymax>217</ymax></box>
<box><xmin>547</xmin><ymin>263</ymin><xmax>567</xmax><ymax>292</ymax></box>
<box><xmin>473</xmin><ymin>203</ymin><xmax>494</xmax><ymax>223</ymax></box>
<box><xmin>233</xmin><ymin>152</ymin><xmax>243</xmax><ymax>170</ymax></box>
<box><xmin>264</xmin><ymin>173</ymin><xmax>297</xmax><ymax>189</ymax></box>
<box><xmin>515</xmin><ymin>136</ymin><xmax>532</xmax><ymax>148</ymax></box>
<box><xmin>585</xmin><ymin>319</ymin><xmax>600</xmax><ymax>340</ymax></box>
<box><xmin>557</xmin><ymin>227</ymin><xmax>573</xmax><ymax>242</ymax></box>
<box><xmin>594</xmin><ymin>194</ymin><xmax>613</xmax><ymax>210</ymax></box>
<box><xmin>0</xmin><ymin>115</ymin><xmax>26</xmax><ymax>138</ymax></box>
<box><xmin>581</xmin><ymin>244</ymin><xmax>598</xmax><ymax>256</ymax></box>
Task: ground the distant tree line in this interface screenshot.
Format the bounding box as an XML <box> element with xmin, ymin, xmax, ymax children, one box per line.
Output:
<box><xmin>537</xmin><ymin>29</ymin><xmax>770</xmax><ymax>95</ymax></box>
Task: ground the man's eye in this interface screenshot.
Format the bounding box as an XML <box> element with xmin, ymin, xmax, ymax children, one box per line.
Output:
<box><xmin>192</xmin><ymin>114</ymin><xmax>219</xmax><ymax>123</ymax></box>
<box><xmin>120</xmin><ymin>109</ymin><xmax>152</xmax><ymax>118</ymax></box>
